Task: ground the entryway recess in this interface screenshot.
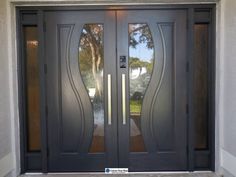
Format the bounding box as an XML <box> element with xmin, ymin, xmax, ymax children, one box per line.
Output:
<box><xmin>17</xmin><ymin>5</ymin><xmax>215</xmax><ymax>173</ymax></box>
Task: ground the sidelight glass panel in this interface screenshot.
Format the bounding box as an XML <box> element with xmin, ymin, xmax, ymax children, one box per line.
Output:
<box><xmin>24</xmin><ymin>26</ymin><xmax>41</xmax><ymax>152</ymax></box>
<box><xmin>79</xmin><ymin>24</ymin><xmax>104</xmax><ymax>153</ymax></box>
<box><xmin>194</xmin><ymin>24</ymin><xmax>209</xmax><ymax>150</ymax></box>
<box><xmin>129</xmin><ymin>24</ymin><xmax>154</xmax><ymax>152</ymax></box>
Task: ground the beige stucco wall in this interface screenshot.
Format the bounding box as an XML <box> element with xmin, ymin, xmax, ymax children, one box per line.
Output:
<box><xmin>219</xmin><ymin>0</ymin><xmax>236</xmax><ymax>176</ymax></box>
<box><xmin>0</xmin><ymin>0</ymin><xmax>16</xmax><ymax>176</ymax></box>
<box><xmin>1</xmin><ymin>0</ymin><xmax>236</xmax><ymax>177</ymax></box>
<box><xmin>0</xmin><ymin>0</ymin><xmax>11</xmax><ymax>161</ymax></box>
<box><xmin>221</xmin><ymin>0</ymin><xmax>236</xmax><ymax>157</ymax></box>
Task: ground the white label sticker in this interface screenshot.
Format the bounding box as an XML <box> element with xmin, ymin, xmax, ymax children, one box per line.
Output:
<box><xmin>105</xmin><ymin>168</ymin><xmax>128</xmax><ymax>174</ymax></box>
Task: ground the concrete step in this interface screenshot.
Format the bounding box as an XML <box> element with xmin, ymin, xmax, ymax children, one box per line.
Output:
<box><xmin>21</xmin><ymin>172</ymin><xmax>219</xmax><ymax>177</ymax></box>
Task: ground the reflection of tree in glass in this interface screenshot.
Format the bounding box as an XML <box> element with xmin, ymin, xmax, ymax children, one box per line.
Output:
<box><xmin>129</xmin><ymin>24</ymin><xmax>154</xmax><ymax>114</ymax></box>
<box><xmin>79</xmin><ymin>24</ymin><xmax>104</xmax><ymax>128</ymax></box>
<box><xmin>79</xmin><ymin>24</ymin><xmax>103</xmax><ymax>101</ymax></box>
<box><xmin>79</xmin><ymin>25</ymin><xmax>105</xmax><ymax>152</ymax></box>
<box><xmin>129</xmin><ymin>57</ymin><xmax>153</xmax><ymax>75</ymax></box>
<box><xmin>129</xmin><ymin>24</ymin><xmax>154</xmax><ymax>152</ymax></box>
<box><xmin>129</xmin><ymin>24</ymin><xmax>154</xmax><ymax>49</ymax></box>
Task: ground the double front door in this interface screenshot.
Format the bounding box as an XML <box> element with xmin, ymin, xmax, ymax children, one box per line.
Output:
<box><xmin>45</xmin><ymin>10</ymin><xmax>187</xmax><ymax>172</ymax></box>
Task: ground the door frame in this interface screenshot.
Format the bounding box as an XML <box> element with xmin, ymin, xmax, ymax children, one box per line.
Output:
<box><xmin>17</xmin><ymin>4</ymin><xmax>216</xmax><ymax>173</ymax></box>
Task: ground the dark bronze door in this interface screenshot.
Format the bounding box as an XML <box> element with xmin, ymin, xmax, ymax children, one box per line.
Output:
<box><xmin>117</xmin><ymin>10</ymin><xmax>187</xmax><ymax>171</ymax></box>
<box><xmin>45</xmin><ymin>10</ymin><xmax>187</xmax><ymax>171</ymax></box>
<box><xmin>45</xmin><ymin>11</ymin><xmax>118</xmax><ymax>171</ymax></box>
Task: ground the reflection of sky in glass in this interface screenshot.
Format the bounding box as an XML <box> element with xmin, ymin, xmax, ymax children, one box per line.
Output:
<box><xmin>129</xmin><ymin>33</ymin><xmax>153</xmax><ymax>62</ymax></box>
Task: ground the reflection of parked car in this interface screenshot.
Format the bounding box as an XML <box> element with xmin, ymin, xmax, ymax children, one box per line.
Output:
<box><xmin>131</xmin><ymin>91</ymin><xmax>143</xmax><ymax>100</ymax></box>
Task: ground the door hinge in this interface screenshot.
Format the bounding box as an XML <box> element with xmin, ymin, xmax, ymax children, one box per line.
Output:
<box><xmin>47</xmin><ymin>147</ymin><xmax>49</xmax><ymax>156</ymax></box>
<box><xmin>45</xmin><ymin>105</ymin><xmax>48</xmax><ymax>116</ymax></box>
<box><xmin>43</xmin><ymin>21</ymin><xmax>46</xmax><ymax>32</ymax></box>
<box><xmin>186</xmin><ymin>62</ymin><xmax>189</xmax><ymax>72</ymax></box>
<box><xmin>186</xmin><ymin>17</ymin><xmax>189</xmax><ymax>30</ymax></box>
<box><xmin>186</xmin><ymin>104</ymin><xmax>189</xmax><ymax>114</ymax></box>
<box><xmin>44</xmin><ymin>64</ymin><xmax>47</xmax><ymax>74</ymax></box>
<box><xmin>186</xmin><ymin>146</ymin><xmax>189</xmax><ymax>154</ymax></box>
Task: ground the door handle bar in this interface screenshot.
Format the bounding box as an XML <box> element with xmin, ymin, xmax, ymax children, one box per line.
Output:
<box><xmin>108</xmin><ymin>74</ymin><xmax>112</xmax><ymax>125</ymax></box>
<box><xmin>122</xmin><ymin>74</ymin><xmax>126</xmax><ymax>125</ymax></box>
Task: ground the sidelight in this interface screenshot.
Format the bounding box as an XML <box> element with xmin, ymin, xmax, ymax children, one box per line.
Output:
<box><xmin>24</xmin><ymin>26</ymin><xmax>41</xmax><ymax>152</ymax></box>
<box><xmin>194</xmin><ymin>24</ymin><xmax>209</xmax><ymax>150</ymax></box>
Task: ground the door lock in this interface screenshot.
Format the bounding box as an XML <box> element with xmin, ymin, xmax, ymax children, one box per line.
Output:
<box><xmin>120</xmin><ymin>56</ymin><xmax>126</xmax><ymax>68</ymax></box>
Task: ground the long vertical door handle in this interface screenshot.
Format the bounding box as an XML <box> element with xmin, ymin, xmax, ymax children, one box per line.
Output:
<box><xmin>108</xmin><ymin>74</ymin><xmax>112</xmax><ymax>125</ymax></box>
<box><xmin>122</xmin><ymin>74</ymin><xmax>126</xmax><ymax>124</ymax></box>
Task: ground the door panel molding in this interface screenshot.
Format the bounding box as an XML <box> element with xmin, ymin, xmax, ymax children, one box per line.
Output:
<box><xmin>58</xmin><ymin>23</ymin><xmax>84</xmax><ymax>153</ymax></box>
<box><xmin>143</xmin><ymin>22</ymin><xmax>167</xmax><ymax>153</ymax></box>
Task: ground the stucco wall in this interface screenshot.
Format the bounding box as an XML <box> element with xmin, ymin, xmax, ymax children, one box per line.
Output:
<box><xmin>0</xmin><ymin>0</ymin><xmax>15</xmax><ymax>176</ymax></box>
<box><xmin>220</xmin><ymin>0</ymin><xmax>236</xmax><ymax>176</ymax></box>
<box><xmin>222</xmin><ymin>0</ymin><xmax>236</xmax><ymax>156</ymax></box>
<box><xmin>0</xmin><ymin>0</ymin><xmax>11</xmax><ymax>160</ymax></box>
<box><xmin>1</xmin><ymin>0</ymin><xmax>236</xmax><ymax>177</ymax></box>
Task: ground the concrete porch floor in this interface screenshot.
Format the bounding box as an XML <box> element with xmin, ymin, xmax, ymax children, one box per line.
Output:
<box><xmin>21</xmin><ymin>172</ymin><xmax>220</xmax><ymax>177</ymax></box>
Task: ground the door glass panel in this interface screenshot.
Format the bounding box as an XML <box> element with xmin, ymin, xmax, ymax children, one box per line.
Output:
<box><xmin>24</xmin><ymin>26</ymin><xmax>41</xmax><ymax>152</ymax></box>
<box><xmin>79</xmin><ymin>24</ymin><xmax>105</xmax><ymax>153</ymax></box>
<box><xmin>129</xmin><ymin>24</ymin><xmax>154</xmax><ymax>152</ymax></box>
<box><xmin>194</xmin><ymin>24</ymin><xmax>209</xmax><ymax>150</ymax></box>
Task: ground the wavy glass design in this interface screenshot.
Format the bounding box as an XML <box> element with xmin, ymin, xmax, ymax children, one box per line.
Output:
<box><xmin>79</xmin><ymin>24</ymin><xmax>104</xmax><ymax>153</ymax></box>
<box><xmin>129</xmin><ymin>24</ymin><xmax>154</xmax><ymax>152</ymax></box>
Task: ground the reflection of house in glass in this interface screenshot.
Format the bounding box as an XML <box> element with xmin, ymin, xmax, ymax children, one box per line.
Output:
<box><xmin>129</xmin><ymin>64</ymin><xmax>151</xmax><ymax>118</ymax></box>
<box><xmin>130</xmin><ymin>67</ymin><xmax>147</xmax><ymax>79</ymax></box>
<box><xmin>88</xmin><ymin>88</ymin><xmax>96</xmax><ymax>99</ymax></box>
